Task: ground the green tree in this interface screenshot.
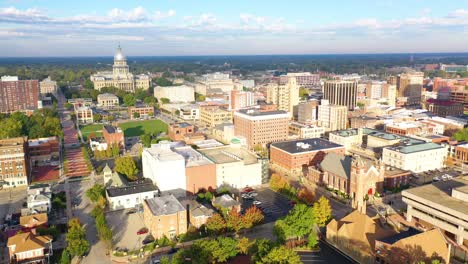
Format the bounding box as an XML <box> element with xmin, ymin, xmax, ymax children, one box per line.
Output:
<box><xmin>258</xmin><ymin>246</ymin><xmax>302</xmax><ymax>264</ymax></box>
<box><xmin>237</xmin><ymin>237</ymin><xmax>253</xmax><ymax>255</ymax></box>
<box><xmin>133</xmin><ymin>112</ymin><xmax>140</xmax><ymax>119</ymax></box>
<box><xmin>59</xmin><ymin>249</ymin><xmax>71</xmax><ymax>264</ymax></box>
<box><xmin>155</xmin><ymin>77</ymin><xmax>173</xmax><ymax>86</ymax></box>
<box><xmin>123</xmin><ymin>94</ymin><xmax>136</xmax><ymax>106</ymax></box>
<box><xmin>205</xmin><ymin>213</ymin><xmax>226</xmax><ymax>235</ymax></box>
<box><xmin>210</xmin><ymin>237</ymin><xmax>239</xmax><ymax>263</ymax></box>
<box><xmin>274</xmin><ymin>203</ymin><xmax>314</xmax><ymax>241</ymax></box>
<box><xmin>250</xmin><ymin>239</ymin><xmax>273</xmax><ymax>263</ymax></box>
<box><xmin>66</xmin><ymin>218</ymin><xmax>89</xmax><ymax>257</ymax></box>
<box><xmin>134</xmin><ymin>88</ymin><xmax>148</xmax><ymax>101</ymax></box>
<box><xmin>93</xmin><ymin>113</ymin><xmax>102</xmax><ymax>123</ymax></box>
<box><xmin>143</xmin><ymin>96</ymin><xmax>157</xmax><ymax>106</ymax></box>
<box><xmin>106</xmin><ymin>115</ymin><xmax>115</xmax><ymax>122</ymax></box>
<box><xmin>0</xmin><ymin>118</ymin><xmax>22</xmax><ymax>139</ymax></box>
<box><xmin>357</xmin><ymin>102</ymin><xmax>365</xmax><ymax>108</ymax></box>
<box><xmin>226</xmin><ymin>209</ymin><xmax>244</xmax><ymax>233</ymax></box>
<box><xmin>64</xmin><ymin>103</ymin><xmax>73</xmax><ymax>110</ymax></box>
<box><xmin>195</xmin><ymin>93</ymin><xmax>206</xmax><ymax>102</ymax></box>
<box><xmin>159</xmin><ymin>256</ymin><xmax>170</xmax><ymax>264</ymax></box>
<box><xmin>453</xmin><ymin>128</ymin><xmax>468</xmax><ymax>141</ymax></box>
<box><xmin>83</xmin><ymin>79</ymin><xmax>94</xmax><ymax>89</ymax></box>
<box><xmin>140</xmin><ymin>133</ymin><xmax>152</xmax><ymax>148</ymax></box>
<box><xmin>299</xmin><ymin>87</ymin><xmax>309</xmax><ymax>99</ymax></box>
<box><xmin>111</xmin><ymin>143</ymin><xmax>120</xmax><ymax>157</ymax></box>
<box><xmin>312</xmin><ymin>196</ymin><xmax>333</xmax><ymax>227</ymax></box>
<box><xmin>85</xmin><ymin>184</ymin><xmax>105</xmax><ymax>204</ymax></box>
<box><xmin>115</xmin><ymin>156</ymin><xmax>138</xmax><ymax>181</ymax></box>
<box><xmin>308</xmin><ymin>231</ymin><xmax>318</xmax><ymax>249</ymax></box>
<box><xmin>242</xmin><ymin>206</ymin><xmax>264</xmax><ymax>229</ymax></box>
<box><xmin>160</xmin><ymin>97</ymin><xmax>170</xmax><ymax>104</ymax></box>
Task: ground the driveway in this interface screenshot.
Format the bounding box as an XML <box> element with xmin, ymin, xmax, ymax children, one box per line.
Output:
<box><xmin>106</xmin><ymin>210</ymin><xmax>149</xmax><ymax>251</ymax></box>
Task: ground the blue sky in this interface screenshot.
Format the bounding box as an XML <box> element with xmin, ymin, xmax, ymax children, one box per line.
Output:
<box><xmin>0</xmin><ymin>0</ymin><xmax>467</xmax><ymax>56</ymax></box>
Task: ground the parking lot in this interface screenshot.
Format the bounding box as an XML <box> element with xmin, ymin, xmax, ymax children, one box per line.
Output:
<box><xmin>240</xmin><ymin>188</ymin><xmax>293</xmax><ymax>223</ymax></box>
<box><xmin>297</xmin><ymin>242</ymin><xmax>355</xmax><ymax>263</ymax></box>
<box><xmin>106</xmin><ymin>209</ymin><xmax>149</xmax><ymax>251</ymax></box>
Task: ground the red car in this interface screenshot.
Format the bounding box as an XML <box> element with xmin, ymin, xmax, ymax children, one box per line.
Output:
<box><xmin>137</xmin><ymin>228</ymin><xmax>148</xmax><ymax>235</ymax></box>
<box><xmin>242</xmin><ymin>187</ymin><xmax>254</xmax><ymax>193</ymax></box>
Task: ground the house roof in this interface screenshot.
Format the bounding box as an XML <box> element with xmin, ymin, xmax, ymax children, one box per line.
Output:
<box><xmin>7</xmin><ymin>232</ymin><xmax>52</xmax><ymax>253</ymax></box>
<box><xmin>106</xmin><ymin>179</ymin><xmax>157</xmax><ymax>197</ymax></box>
<box><xmin>271</xmin><ymin>138</ymin><xmax>344</xmax><ymax>154</ymax></box>
<box><xmin>180</xmin><ymin>199</ymin><xmax>214</xmax><ymax>217</ymax></box>
<box><xmin>145</xmin><ymin>195</ymin><xmax>186</xmax><ymax>216</ymax></box>
<box><xmin>19</xmin><ymin>213</ymin><xmax>48</xmax><ymax>227</ymax></box>
<box><xmin>213</xmin><ymin>194</ymin><xmax>240</xmax><ymax>208</ymax></box>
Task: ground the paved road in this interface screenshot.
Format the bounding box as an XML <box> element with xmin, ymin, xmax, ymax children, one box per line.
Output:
<box><xmin>298</xmin><ymin>242</ymin><xmax>356</xmax><ymax>264</ymax></box>
<box><xmin>0</xmin><ymin>187</ymin><xmax>27</xmax><ymax>224</ymax></box>
<box><xmin>240</xmin><ymin>188</ymin><xmax>293</xmax><ymax>223</ymax></box>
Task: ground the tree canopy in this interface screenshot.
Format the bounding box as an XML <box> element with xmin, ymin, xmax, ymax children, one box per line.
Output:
<box><xmin>453</xmin><ymin>128</ymin><xmax>468</xmax><ymax>142</ymax></box>
<box><xmin>66</xmin><ymin>218</ymin><xmax>89</xmax><ymax>257</ymax></box>
<box><xmin>115</xmin><ymin>156</ymin><xmax>138</xmax><ymax>181</ymax></box>
<box><xmin>312</xmin><ymin>196</ymin><xmax>333</xmax><ymax>227</ymax></box>
<box><xmin>274</xmin><ymin>203</ymin><xmax>315</xmax><ymax>241</ymax></box>
<box><xmin>0</xmin><ymin>109</ymin><xmax>62</xmax><ymax>139</ymax></box>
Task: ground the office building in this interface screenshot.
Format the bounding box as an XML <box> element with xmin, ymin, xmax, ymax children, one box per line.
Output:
<box><xmin>288</xmin><ymin>122</ymin><xmax>325</xmax><ymax>139</ymax></box>
<box><xmin>75</xmin><ymin>106</ymin><xmax>93</xmax><ymax>124</ymax></box>
<box><xmin>143</xmin><ymin>195</ymin><xmax>187</xmax><ymax>239</ymax></box>
<box><xmin>97</xmin><ymin>93</ymin><xmax>119</xmax><ymax>109</ymax></box>
<box><xmin>281</xmin><ymin>72</ymin><xmax>320</xmax><ymax>89</ymax></box>
<box><xmin>323</xmin><ymin>80</ymin><xmax>358</xmax><ymax>110</ymax></box>
<box><xmin>90</xmin><ymin>45</ymin><xmax>150</xmax><ymax>92</ymax></box>
<box><xmin>395</xmin><ymin>72</ymin><xmax>424</xmax><ymax>106</ymax></box>
<box><xmin>317</xmin><ymin>100</ymin><xmax>348</xmax><ymax>132</ymax></box>
<box><xmin>402</xmin><ymin>177</ymin><xmax>468</xmax><ymax>245</ymax></box>
<box><xmin>0</xmin><ymin>76</ymin><xmax>39</xmax><ymax>113</ymax></box>
<box><xmin>128</xmin><ymin>106</ymin><xmax>154</xmax><ymax>119</ymax></box>
<box><xmin>199</xmin><ymin>107</ymin><xmax>232</xmax><ymax>128</ymax></box>
<box><xmin>230</xmin><ymin>90</ymin><xmax>255</xmax><ymax>110</ymax></box>
<box><xmin>440</xmin><ymin>64</ymin><xmax>468</xmax><ymax>73</ymax></box>
<box><xmin>0</xmin><ymin>137</ymin><xmax>29</xmax><ymax>188</ymax></box>
<box><xmin>154</xmin><ymin>85</ymin><xmax>195</xmax><ymax>103</ymax></box>
<box><xmin>266</xmin><ymin>77</ymin><xmax>299</xmax><ymax>118</ymax></box>
<box><xmin>233</xmin><ymin>109</ymin><xmax>289</xmax><ymax>148</ymax></box>
<box><xmin>39</xmin><ymin>77</ymin><xmax>57</xmax><ymax>95</ymax></box>
<box><xmin>382</xmin><ymin>83</ymin><xmax>397</xmax><ymax>107</ymax></box>
<box><xmin>28</xmin><ymin>137</ymin><xmax>59</xmax><ymax>165</ymax></box>
<box><xmin>450</xmin><ymin>89</ymin><xmax>468</xmax><ymax>112</ymax></box>
<box><xmin>270</xmin><ymin>138</ymin><xmax>345</xmax><ymax>176</ymax></box>
<box><xmin>297</xmin><ymin>100</ymin><xmax>319</xmax><ymax>124</ymax></box>
<box><xmin>425</xmin><ymin>98</ymin><xmax>464</xmax><ymax>117</ymax></box>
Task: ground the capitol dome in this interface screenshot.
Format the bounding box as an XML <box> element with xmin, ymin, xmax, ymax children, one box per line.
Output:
<box><xmin>114</xmin><ymin>45</ymin><xmax>126</xmax><ymax>61</ymax></box>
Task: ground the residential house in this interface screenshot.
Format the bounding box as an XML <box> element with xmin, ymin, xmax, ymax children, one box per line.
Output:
<box><xmin>212</xmin><ymin>194</ymin><xmax>241</xmax><ymax>213</ymax></box>
<box><xmin>143</xmin><ymin>195</ymin><xmax>187</xmax><ymax>239</ymax></box>
<box><xmin>7</xmin><ymin>232</ymin><xmax>53</xmax><ymax>264</ymax></box>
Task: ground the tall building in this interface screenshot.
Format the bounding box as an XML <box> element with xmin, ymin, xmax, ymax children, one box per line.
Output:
<box><xmin>323</xmin><ymin>80</ymin><xmax>358</xmax><ymax>110</ymax></box>
<box><xmin>318</xmin><ymin>100</ymin><xmax>348</xmax><ymax>132</ymax></box>
<box><xmin>280</xmin><ymin>72</ymin><xmax>320</xmax><ymax>89</ymax></box>
<box><xmin>0</xmin><ymin>137</ymin><xmax>29</xmax><ymax>188</ymax></box>
<box><xmin>90</xmin><ymin>45</ymin><xmax>150</xmax><ymax>92</ymax></box>
<box><xmin>233</xmin><ymin>109</ymin><xmax>289</xmax><ymax>148</ymax></box>
<box><xmin>0</xmin><ymin>76</ymin><xmax>39</xmax><ymax>113</ymax></box>
<box><xmin>230</xmin><ymin>90</ymin><xmax>255</xmax><ymax>110</ymax></box>
<box><xmin>297</xmin><ymin>99</ymin><xmax>319</xmax><ymax>124</ymax></box>
<box><xmin>39</xmin><ymin>77</ymin><xmax>57</xmax><ymax>95</ymax></box>
<box><xmin>199</xmin><ymin>107</ymin><xmax>232</xmax><ymax>128</ymax></box>
<box><xmin>395</xmin><ymin>72</ymin><xmax>424</xmax><ymax>106</ymax></box>
<box><xmin>382</xmin><ymin>83</ymin><xmax>397</xmax><ymax>107</ymax></box>
<box><xmin>266</xmin><ymin>77</ymin><xmax>299</xmax><ymax>118</ymax></box>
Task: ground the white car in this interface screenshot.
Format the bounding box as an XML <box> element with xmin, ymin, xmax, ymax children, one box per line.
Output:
<box><xmin>253</xmin><ymin>200</ymin><xmax>262</xmax><ymax>205</ymax></box>
<box><xmin>249</xmin><ymin>192</ymin><xmax>258</xmax><ymax>197</ymax></box>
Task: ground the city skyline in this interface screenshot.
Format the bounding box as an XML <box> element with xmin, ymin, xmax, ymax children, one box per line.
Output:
<box><xmin>0</xmin><ymin>0</ymin><xmax>468</xmax><ymax>56</ymax></box>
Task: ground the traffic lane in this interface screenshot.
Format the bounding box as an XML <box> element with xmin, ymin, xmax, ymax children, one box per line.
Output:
<box><xmin>297</xmin><ymin>242</ymin><xmax>355</xmax><ymax>264</ymax></box>
<box><xmin>241</xmin><ymin>188</ymin><xmax>293</xmax><ymax>223</ymax></box>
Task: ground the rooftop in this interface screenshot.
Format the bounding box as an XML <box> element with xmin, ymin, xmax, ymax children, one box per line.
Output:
<box><xmin>213</xmin><ymin>194</ymin><xmax>241</xmax><ymax>208</ymax></box>
<box><xmin>173</xmin><ymin>146</ymin><xmax>213</xmax><ymax>167</ymax></box>
<box><xmin>103</xmin><ymin>125</ymin><xmax>122</xmax><ymax>134</ymax></box>
<box><xmin>319</xmin><ymin>153</ymin><xmax>352</xmax><ymax>180</ymax></box>
<box><xmin>198</xmin><ymin>145</ymin><xmax>258</xmax><ymax>165</ymax></box>
<box><xmin>271</xmin><ymin>138</ymin><xmax>344</xmax><ymax>154</ymax></box>
<box><xmin>171</xmin><ymin>122</ymin><xmax>192</xmax><ymax>128</ymax></box>
<box><xmin>145</xmin><ymin>195</ymin><xmax>186</xmax><ymax>216</ymax></box>
<box><xmin>378</xmin><ymin>227</ymin><xmax>421</xmax><ymax>245</ymax></box>
<box><xmin>236</xmin><ymin>109</ymin><xmax>288</xmax><ymax>117</ymax></box>
<box><xmin>28</xmin><ymin>137</ymin><xmax>58</xmax><ymax>147</ymax></box>
<box><xmin>7</xmin><ymin>232</ymin><xmax>51</xmax><ymax>253</ymax></box>
<box><xmin>144</xmin><ymin>142</ymin><xmax>185</xmax><ymax>162</ymax></box>
<box><xmin>403</xmin><ymin>177</ymin><xmax>468</xmax><ymax>216</ymax></box>
<box><xmin>106</xmin><ymin>178</ymin><xmax>157</xmax><ymax>197</ymax></box>
<box><xmin>386</xmin><ymin>142</ymin><xmax>444</xmax><ymax>154</ymax></box>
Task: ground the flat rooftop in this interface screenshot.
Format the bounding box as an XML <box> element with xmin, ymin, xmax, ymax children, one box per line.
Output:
<box><xmin>173</xmin><ymin>146</ymin><xmax>213</xmax><ymax>167</ymax></box>
<box><xmin>236</xmin><ymin>109</ymin><xmax>288</xmax><ymax>116</ymax></box>
<box><xmin>106</xmin><ymin>179</ymin><xmax>157</xmax><ymax>197</ymax></box>
<box><xmin>271</xmin><ymin>138</ymin><xmax>344</xmax><ymax>154</ymax></box>
<box><xmin>403</xmin><ymin>177</ymin><xmax>468</xmax><ymax>216</ymax></box>
<box><xmin>386</xmin><ymin>142</ymin><xmax>444</xmax><ymax>154</ymax></box>
<box><xmin>198</xmin><ymin>146</ymin><xmax>258</xmax><ymax>165</ymax></box>
<box><xmin>145</xmin><ymin>195</ymin><xmax>185</xmax><ymax>216</ymax></box>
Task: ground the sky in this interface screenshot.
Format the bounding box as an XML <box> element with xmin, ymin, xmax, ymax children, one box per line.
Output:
<box><xmin>0</xmin><ymin>0</ymin><xmax>467</xmax><ymax>57</ymax></box>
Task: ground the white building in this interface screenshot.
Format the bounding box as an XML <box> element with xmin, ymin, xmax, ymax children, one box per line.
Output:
<box><xmin>26</xmin><ymin>185</ymin><xmax>52</xmax><ymax>214</ymax></box>
<box><xmin>97</xmin><ymin>93</ymin><xmax>119</xmax><ymax>109</ymax></box>
<box><xmin>89</xmin><ymin>138</ymin><xmax>107</xmax><ymax>151</ymax></box>
<box><xmin>39</xmin><ymin>77</ymin><xmax>57</xmax><ymax>95</ymax></box>
<box><xmin>142</xmin><ymin>142</ymin><xmax>187</xmax><ymax>197</ymax></box>
<box><xmin>329</xmin><ymin>128</ymin><xmax>363</xmax><ymax>153</ymax></box>
<box><xmin>75</xmin><ymin>106</ymin><xmax>93</xmax><ymax>124</ymax></box>
<box><xmin>178</xmin><ymin>104</ymin><xmax>200</xmax><ymax>120</ymax></box>
<box><xmin>106</xmin><ymin>179</ymin><xmax>158</xmax><ymax>211</ymax></box>
<box><xmin>154</xmin><ymin>85</ymin><xmax>195</xmax><ymax>103</ymax></box>
<box><xmin>382</xmin><ymin>143</ymin><xmax>447</xmax><ymax>173</ymax></box>
<box><xmin>288</xmin><ymin>122</ymin><xmax>325</xmax><ymax>139</ymax></box>
<box><xmin>239</xmin><ymin>79</ymin><xmax>255</xmax><ymax>89</ymax></box>
<box><xmin>318</xmin><ymin>100</ymin><xmax>348</xmax><ymax>132</ymax></box>
<box><xmin>198</xmin><ymin>145</ymin><xmax>262</xmax><ymax>189</ymax></box>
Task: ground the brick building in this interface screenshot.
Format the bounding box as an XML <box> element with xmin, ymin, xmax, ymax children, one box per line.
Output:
<box><xmin>0</xmin><ymin>76</ymin><xmax>39</xmax><ymax>113</ymax></box>
<box><xmin>28</xmin><ymin>137</ymin><xmax>59</xmax><ymax>165</ymax></box>
<box><xmin>424</xmin><ymin>98</ymin><xmax>464</xmax><ymax>117</ymax></box>
<box><xmin>0</xmin><ymin>137</ymin><xmax>29</xmax><ymax>188</ymax></box>
<box><xmin>234</xmin><ymin>109</ymin><xmax>289</xmax><ymax>149</ymax></box>
<box><xmin>103</xmin><ymin>125</ymin><xmax>125</xmax><ymax>149</ymax></box>
<box><xmin>270</xmin><ymin>138</ymin><xmax>345</xmax><ymax>176</ymax></box>
<box><xmin>128</xmin><ymin>106</ymin><xmax>154</xmax><ymax>119</ymax></box>
<box><xmin>143</xmin><ymin>195</ymin><xmax>187</xmax><ymax>239</ymax></box>
<box><xmin>168</xmin><ymin>123</ymin><xmax>195</xmax><ymax>142</ymax></box>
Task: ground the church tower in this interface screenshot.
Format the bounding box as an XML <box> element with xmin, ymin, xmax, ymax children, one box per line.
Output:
<box><xmin>113</xmin><ymin>44</ymin><xmax>130</xmax><ymax>79</ymax></box>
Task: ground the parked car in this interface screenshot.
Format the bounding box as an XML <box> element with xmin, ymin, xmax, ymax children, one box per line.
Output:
<box><xmin>242</xmin><ymin>187</ymin><xmax>254</xmax><ymax>193</ymax></box>
<box><xmin>253</xmin><ymin>200</ymin><xmax>262</xmax><ymax>205</ymax></box>
<box><xmin>126</xmin><ymin>209</ymin><xmax>137</xmax><ymax>215</ymax></box>
<box><xmin>137</xmin><ymin>228</ymin><xmax>148</xmax><ymax>235</ymax></box>
<box><xmin>142</xmin><ymin>238</ymin><xmax>155</xmax><ymax>245</ymax></box>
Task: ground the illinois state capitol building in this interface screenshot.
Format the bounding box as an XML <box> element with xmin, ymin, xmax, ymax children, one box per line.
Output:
<box><xmin>90</xmin><ymin>45</ymin><xmax>150</xmax><ymax>92</ymax></box>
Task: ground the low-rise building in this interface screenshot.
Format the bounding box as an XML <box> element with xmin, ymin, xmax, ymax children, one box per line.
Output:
<box><xmin>106</xmin><ymin>179</ymin><xmax>159</xmax><ymax>211</ymax></box>
<box><xmin>168</xmin><ymin>123</ymin><xmax>195</xmax><ymax>142</ymax></box>
<box><xmin>19</xmin><ymin>213</ymin><xmax>48</xmax><ymax>229</ymax></box>
<box><xmin>103</xmin><ymin>125</ymin><xmax>125</xmax><ymax>149</ymax></box>
<box><xmin>143</xmin><ymin>195</ymin><xmax>187</xmax><ymax>239</ymax></box>
<box><xmin>75</xmin><ymin>106</ymin><xmax>93</xmax><ymax>124</ymax></box>
<box><xmin>128</xmin><ymin>106</ymin><xmax>154</xmax><ymax>119</ymax></box>
<box><xmin>212</xmin><ymin>123</ymin><xmax>235</xmax><ymax>144</ymax></box>
<box><xmin>270</xmin><ymin>138</ymin><xmax>345</xmax><ymax>176</ymax></box>
<box><xmin>198</xmin><ymin>145</ymin><xmax>263</xmax><ymax>188</ymax></box>
<box><xmin>288</xmin><ymin>122</ymin><xmax>325</xmax><ymax>139</ymax></box>
<box><xmin>200</xmin><ymin>107</ymin><xmax>232</xmax><ymax>128</ymax></box>
<box><xmin>382</xmin><ymin>142</ymin><xmax>447</xmax><ymax>173</ymax></box>
<box><xmin>28</xmin><ymin>137</ymin><xmax>59</xmax><ymax>166</ymax></box>
<box><xmin>212</xmin><ymin>194</ymin><xmax>241</xmax><ymax>212</ymax></box>
<box><xmin>97</xmin><ymin>93</ymin><xmax>119</xmax><ymax>109</ymax></box>
<box><xmin>180</xmin><ymin>199</ymin><xmax>214</xmax><ymax>228</ymax></box>
<box><xmin>7</xmin><ymin>232</ymin><xmax>52</xmax><ymax>264</ymax></box>
<box><xmin>383</xmin><ymin>167</ymin><xmax>412</xmax><ymax>189</ymax></box>
<box><xmin>402</xmin><ymin>177</ymin><xmax>468</xmax><ymax>245</ymax></box>
<box><xmin>68</xmin><ymin>98</ymin><xmax>92</xmax><ymax>108</ymax></box>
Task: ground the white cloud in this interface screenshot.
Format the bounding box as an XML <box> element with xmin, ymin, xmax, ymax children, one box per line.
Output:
<box><xmin>448</xmin><ymin>9</ymin><xmax>468</xmax><ymax>18</ymax></box>
<box><xmin>154</xmin><ymin>9</ymin><xmax>176</xmax><ymax>20</ymax></box>
<box><xmin>0</xmin><ymin>29</ymin><xmax>25</xmax><ymax>37</ymax></box>
<box><xmin>0</xmin><ymin>6</ymin><xmax>50</xmax><ymax>23</ymax></box>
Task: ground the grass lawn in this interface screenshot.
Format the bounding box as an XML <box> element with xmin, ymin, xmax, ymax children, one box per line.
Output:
<box><xmin>80</xmin><ymin>124</ymin><xmax>103</xmax><ymax>140</ymax></box>
<box><xmin>119</xmin><ymin>119</ymin><xmax>168</xmax><ymax>137</ymax></box>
